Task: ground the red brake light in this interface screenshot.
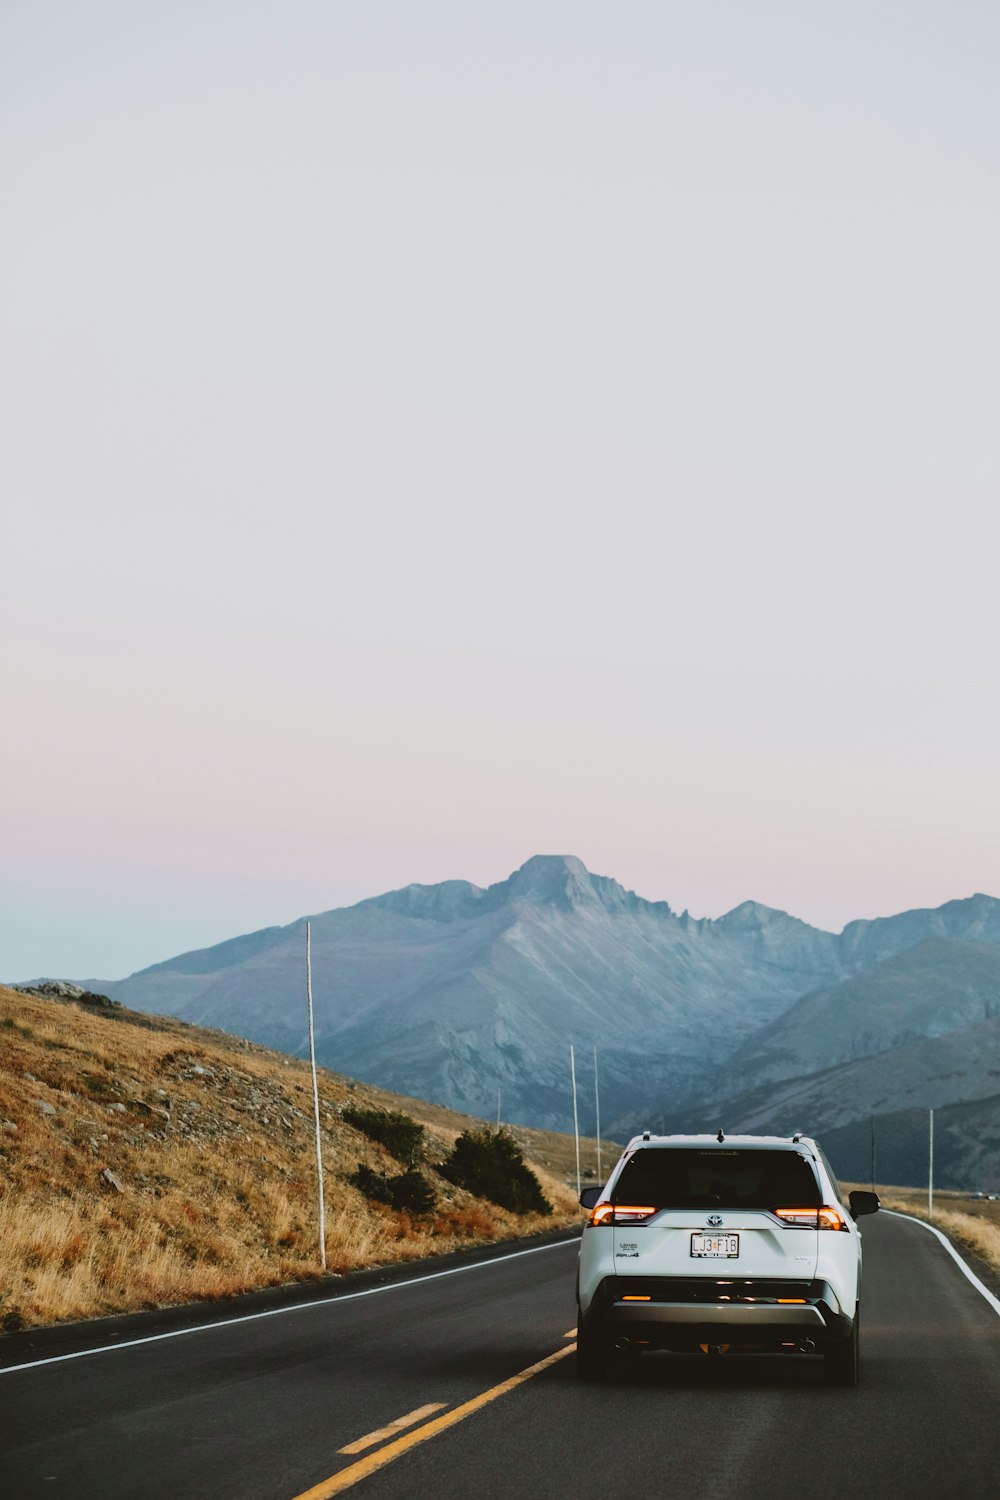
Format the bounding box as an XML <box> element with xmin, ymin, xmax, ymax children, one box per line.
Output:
<box><xmin>774</xmin><ymin>1206</ymin><xmax>847</xmax><ymax>1231</ymax></box>
<box><xmin>590</xmin><ymin>1203</ymin><xmax>657</xmax><ymax>1226</ymax></box>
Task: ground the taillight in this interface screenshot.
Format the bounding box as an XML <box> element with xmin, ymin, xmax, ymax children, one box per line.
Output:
<box><xmin>590</xmin><ymin>1203</ymin><xmax>657</xmax><ymax>1226</ymax></box>
<box><xmin>774</xmin><ymin>1206</ymin><xmax>847</xmax><ymax>1231</ymax></box>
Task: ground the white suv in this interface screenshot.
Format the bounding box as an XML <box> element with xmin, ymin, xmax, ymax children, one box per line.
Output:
<box><xmin>577</xmin><ymin>1132</ymin><xmax>878</xmax><ymax>1385</ymax></box>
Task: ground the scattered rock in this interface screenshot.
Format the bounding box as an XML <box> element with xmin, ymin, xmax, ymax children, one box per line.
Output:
<box><xmin>101</xmin><ymin>1168</ymin><xmax>124</xmax><ymax>1193</ymax></box>
<box><xmin>1</xmin><ymin>1120</ymin><xmax>18</xmax><ymax>1134</ymax></box>
<box><xmin>77</xmin><ymin>991</ymin><xmax>123</xmax><ymax>1011</ymax></box>
<box><xmin>14</xmin><ymin>980</ymin><xmax>84</xmax><ymax>999</ymax></box>
<box><xmin>36</xmin><ymin>1100</ymin><xmax>57</xmax><ymax>1116</ymax></box>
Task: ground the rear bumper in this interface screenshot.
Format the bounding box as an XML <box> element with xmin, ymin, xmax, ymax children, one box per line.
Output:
<box><xmin>614</xmin><ymin>1301</ymin><xmax>826</xmax><ymax>1328</ymax></box>
<box><xmin>583</xmin><ymin>1276</ymin><xmax>853</xmax><ymax>1351</ymax></box>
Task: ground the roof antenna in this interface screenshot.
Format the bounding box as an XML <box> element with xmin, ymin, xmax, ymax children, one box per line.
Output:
<box><xmin>717</xmin><ymin>1128</ymin><xmax>725</xmax><ymax>1143</ymax></box>
<box><xmin>642</xmin><ymin>1130</ymin><xmax>651</xmax><ymax>1141</ymax></box>
<box><xmin>791</xmin><ymin>1131</ymin><xmax>802</xmax><ymax>1143</ymax></box>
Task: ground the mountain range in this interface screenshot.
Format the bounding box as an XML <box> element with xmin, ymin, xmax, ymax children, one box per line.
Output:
<box><xmin>28</xmin><ymin>854</ymin><xmax>1000</xmax><ymax>1189</ymax></box>
<box><xmin>27</xmin><ymin>858</ymin><xmax>995</xmax><ymax>1182</ymax></box>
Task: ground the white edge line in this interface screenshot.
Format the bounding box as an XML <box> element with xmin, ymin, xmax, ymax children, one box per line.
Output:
<box><xmin>883</xmin><ymin>1208</ymin><xmax>1000</xmax><ymax>1317</ymax></box>
<box><xmin>0</xmin><ymin>1236</ymin><xmax>580</xmax><ymax>1377</ymax></box>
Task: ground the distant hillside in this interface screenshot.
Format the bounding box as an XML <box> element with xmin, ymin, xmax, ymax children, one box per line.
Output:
<box><xmin>726</xmin><ymin>939</ymin><xmax>1000</xmax><ymax>1088</ymax></box>
<box><xmin>655</xmin><ymin>941</ymin><xmax>1000</xmax><ymax>1192</ymax></box>
<box><xmin>674</xmin><ymin>1008</ymin><xmax>1000</xmax><ymax>1140</ymax></box>
<box><xmin>822</xmin><ymin>1095</ymin><xmax>1000</xmax><ymax>1195</ymax></box>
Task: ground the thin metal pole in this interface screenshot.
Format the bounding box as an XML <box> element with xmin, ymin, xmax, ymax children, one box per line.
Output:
<box><xmin>928</xmin><ymin>1108</ymin><xmax>934</xmax><ymax>1218</ymax></box>
<box><xmin>870</xmin><ymin>1114</ymin><xmax>877</xmax><ymax>1192</ymax></box>
<box><xmin>593</xmin><ymin>1044</ymin><xmax>602</xmax><ymax>1182</ymax></box>
<box><xmin>306</xmin><ymin>921</ymin><xmax>326</xmax><ymax>1271</ymax></box>
<box><xmin>496</xmin><ymin>1086</ymin><xmax>501</xmax><ymax>1133</ymax></box>
<box><xmin>570</xmin><ymin>1044</ymin><xmax>581</xmax><ymax>1197</ymax></box>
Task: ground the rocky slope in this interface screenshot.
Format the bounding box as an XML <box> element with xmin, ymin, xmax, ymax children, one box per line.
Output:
<box><xmin>678</xmin><ymin>1012</ymin><xmax>1000</xmax><ymax>1138</ymax></box>
<box><xmin>722</xmin><ymin>938</ymin><xmax>1000</xmax><ymax>1089</ymax></box>
<box><xmin>0</xmin><ymin>984</ymin><xmax>590</xmax><ymax>1331</ymax></box>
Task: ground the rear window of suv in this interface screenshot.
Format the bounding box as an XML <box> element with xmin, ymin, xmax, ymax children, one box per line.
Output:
<box><xmin>613</xmin><ymin>1149</ymin><xmax>822</xmax><ymax>1210</ymax></box>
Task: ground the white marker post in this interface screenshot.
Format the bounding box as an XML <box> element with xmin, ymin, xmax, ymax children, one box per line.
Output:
<box><xmin>593</xmin><ymin>1044</ymin><xmax>602</xmax><ymax>1183</ymax></box>
<box><xmin>570</xmin><ymin>1044</ymin><xmax>581</xmax><ymax>1198</ymax></box>
<box><xmin>929</xmin><ymin>1108</ymin><xmax>934</xmax><ymax>1219</ymax></box>
<box><xmin>306</xmin><ymin>921</ymin><xmax>327</xmax><ymax>1271</ymax></box>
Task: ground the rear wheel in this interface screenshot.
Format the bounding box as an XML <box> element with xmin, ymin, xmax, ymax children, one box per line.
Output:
<box><xmin>824</xmin><ymin>1311</ymin><xmax>860</xmax><ymax>1386</ymax></box>
<box><xmin>576</xmin><ymin>1313</ymin><xmax>614</xmax><ymax>1382</ymax></box>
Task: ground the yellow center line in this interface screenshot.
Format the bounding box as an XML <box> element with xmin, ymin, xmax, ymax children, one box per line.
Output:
<box><xmin>563</xmin><ymin>1327</ymin><xmax>577</xmax><ymax>1338</ymax></box>
<box><xmin>338</xmin><ymin>1403</ymin><xmax>448</xmax><ymax>1455</ymax></box>
<box><xmin>292</xmin><ymin>1342</ymin><xmax>577</xmax><ymax>1499</ymax></box>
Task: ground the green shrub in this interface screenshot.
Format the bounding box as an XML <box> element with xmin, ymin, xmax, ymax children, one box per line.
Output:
<box><xmin>342</xmin><ymin>1106</ymin><xmax>425</xmax><ymax>1166</ymax></box>
<box><xmin>349</xmin><ymin>1163</ymin><xmax>436</xmax><ymax>1215</ymax></box>
<box><xmin>439</xmin><ymin>1127</ymin><xmax>551</xmax><ymax>1216</ymax></box>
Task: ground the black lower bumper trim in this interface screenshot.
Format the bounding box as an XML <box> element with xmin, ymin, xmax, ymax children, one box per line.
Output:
<box><xmin>583</xmin><ymin>1276</ymin><xmax>854</xmax><ymax>1351</ymax></box>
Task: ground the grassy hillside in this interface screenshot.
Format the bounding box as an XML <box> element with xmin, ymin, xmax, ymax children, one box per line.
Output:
<box><xmin>0</xmin><ymin>985</ymin><xmax>611</xmax><ymax>1332</ymax></box>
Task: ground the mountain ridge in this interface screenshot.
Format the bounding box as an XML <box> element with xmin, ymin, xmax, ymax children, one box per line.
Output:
<box><xmin>19</xmin><ymin>856</ymin><xmax>1000</xmax><ymax>1145</ymax></box>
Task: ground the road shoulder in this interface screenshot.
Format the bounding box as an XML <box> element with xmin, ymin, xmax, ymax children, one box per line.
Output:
<box><xmin>0</xmin><ymin>1223</ymin><xmax>581</xmax><ymax>1372</ymax></box>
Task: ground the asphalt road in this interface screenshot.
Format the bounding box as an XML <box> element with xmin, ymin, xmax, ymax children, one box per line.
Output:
<box><xmin>3</xmin><ymin>1211</ymin><xmax>1000</xmax><ymax>1500</ymax></box>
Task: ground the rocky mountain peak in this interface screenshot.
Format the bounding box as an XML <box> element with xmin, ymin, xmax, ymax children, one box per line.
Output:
<box><xmin>490</xmin><ymin>854</ymin><xmax>639</xmax><ymax>914</ymax></box>
<box><xmin>505</xmin><ymin>854</ymin><xmax>592</xmax><ymax>898</ymax></box>
<box><xmin>717</xmin><ymin>900</ymin><xmax>796</xmax><ymax>930</ymax></box>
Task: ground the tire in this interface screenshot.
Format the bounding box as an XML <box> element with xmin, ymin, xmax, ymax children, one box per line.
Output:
<box><xmin>576</xmin><ymin>1313</ymin><xmax>614</xmax><ymax>1383</ymax></box>
<box><xmin>824</xmin><ymin>1310</ymin><xmax>860</xmax><ymax>1387</ymax></box>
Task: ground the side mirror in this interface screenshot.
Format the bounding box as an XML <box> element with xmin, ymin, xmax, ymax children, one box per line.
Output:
<box><xmin>849</xmin><ymin>1190</ymin><xmax>880</xmax><ymax>1218</ymax></box>
<box><xmin>579</xmin><ymin>1186</ymin><xmax>602</xmax><ymax>1210</ymax></box>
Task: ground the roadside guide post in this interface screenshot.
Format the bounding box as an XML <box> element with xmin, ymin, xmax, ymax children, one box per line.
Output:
<box><xmin>594</xmin><ymin>1044</ymin><xmax>602</xmax><ymax>1183</ymax></box>
<box><xmin>306</xmin><ymin>921</ymin><xmax>327</xmax><ymax>1271</ymax></box>
<box><xmin>570</xmin><ymin>1044</ymin><xmax>581</xmax><ymax>1198</ymax></box>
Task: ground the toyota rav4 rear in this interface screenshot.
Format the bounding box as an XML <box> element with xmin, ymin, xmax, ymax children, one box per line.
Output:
<box><xmin>577</xmin><ymin>1133</ymin><xmax>878</xmax><ymax>1385</ymax></box>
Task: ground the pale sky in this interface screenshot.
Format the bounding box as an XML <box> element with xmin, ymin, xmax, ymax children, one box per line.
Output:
<box><xmin>3</xmin><ymin>1</ymin><xmax>999</xmax><ymax>979</ymax></box>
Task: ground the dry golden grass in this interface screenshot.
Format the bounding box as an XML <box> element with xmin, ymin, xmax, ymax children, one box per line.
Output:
<box><xmin>845</xmin><ymin>1181</ymin><xmax>1000</xmax><ymax>1278</ymax></box>
<box><xmin>0</xmin><ymin>986</ymin><xmax>600</xmax><ymax>1331</ymax></box>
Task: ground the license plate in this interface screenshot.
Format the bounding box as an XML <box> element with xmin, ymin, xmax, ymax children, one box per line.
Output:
<box><xmin>691</xmin><ymin>1233</ymin><xmax>739</xmax><ymax>1258</ymax></box>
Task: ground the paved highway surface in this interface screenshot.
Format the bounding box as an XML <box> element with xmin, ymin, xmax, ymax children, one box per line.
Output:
<box><xmin>3</xmin><ymin>1211</ymin><xmax>1000</xmax><ymax>1499</ymax></box>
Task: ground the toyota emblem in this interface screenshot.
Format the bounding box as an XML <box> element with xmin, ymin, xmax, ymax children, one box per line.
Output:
<box><xmin>707</xmin><ymin>1214</ymin><xmax>723</xmax><ymax>1227</ymax></box>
